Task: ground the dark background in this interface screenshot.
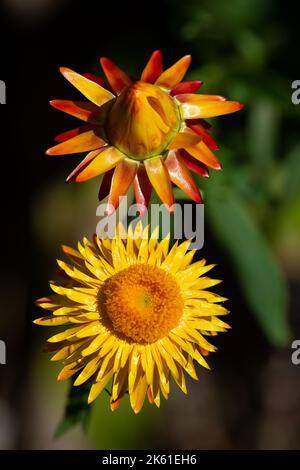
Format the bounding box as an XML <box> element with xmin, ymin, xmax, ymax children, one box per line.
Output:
<box><xmin>0</xmin><ymin>0</ymin><xmax>300</xmax><ymax>449</ymax></box>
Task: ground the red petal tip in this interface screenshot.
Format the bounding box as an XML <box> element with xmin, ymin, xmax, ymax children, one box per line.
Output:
<box><xmin>166</xmin><ymin>204</ymin><xmax>175</xmax><ymax>213</ymax></box>
<box><xmin>105</xmin><ymin>204</ymin><xmax>116</xmax><ymax>216</ymax></box>
<box><xmin>134</xmin><ymin>204</ymin><xmax>146</xmax><ymax>217</ymax></box>
<box><xmin>99</xmin><ymin>57</ymin><xmax>109</xmax><ymax>67</ymax></box>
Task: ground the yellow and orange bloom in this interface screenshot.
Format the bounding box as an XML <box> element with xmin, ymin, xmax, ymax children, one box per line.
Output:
<box><xmin>47</xmin><ymin>51</ymin><xmax>243</xmax><ymax>214</ymax></box>
<box><xmin>35</xmin><ymin>224</ymin><xmax>230</xmax><ymax>413</ymax></box>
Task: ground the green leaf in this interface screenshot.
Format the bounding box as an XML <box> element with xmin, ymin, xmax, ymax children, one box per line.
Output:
<box><xmin>283</xmin><ymin>143</ymin><xmax>300</xmax><ymax>198</ymax></box>
<box><xmin>54</xmin><ymin>381</ymin><xmax>93</xmax><ymax>438</ymax></box>
<box><xmin>247</xmin><ymin>100</ymin><xmax>279</xmax><ymax>169</ymax></box>
<box><xmin>206</xmin><ymin>188</ymin><xmax>291</xmax><ymax>346</ymax></box>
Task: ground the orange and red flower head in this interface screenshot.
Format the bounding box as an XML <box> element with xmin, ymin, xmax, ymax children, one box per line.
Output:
<box><xmin>47</xmin><ymin>51</ymin><xmax>243</xmax><ymax>214</ymax></box>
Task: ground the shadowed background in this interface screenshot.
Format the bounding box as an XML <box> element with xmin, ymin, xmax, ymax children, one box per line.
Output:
<box><xmin>0</xmin><ymin>0</ymin><xmax>300</xmax><ymax>450</ymax></box>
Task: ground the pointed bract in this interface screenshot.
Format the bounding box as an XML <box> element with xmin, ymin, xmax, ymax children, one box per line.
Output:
<box><xmin>50</xmin><ymin>100</ymin><xmax>101</xmax><ymax>124</ymax></box>
<box><xmin>185</xmin><ymin>141</ymin><xmax>222</xmax><ymax>170</ymax></box>
<box><xmin>180</xmin><ymin>150</ymin><xmax>209</xmax><ymax>178</ymax></box>
<box><xmin>165</xmin><ymin>151</ymin><xmax>201</xmax><ymax>202</ymax></box>
<box><xmin>144</xmin><ymin>156</ymin><xmax>174</xmax><ymax>210</ymax></box>
<box><xmin>155</xmin><ymin>55</ymin><xmax>191</xmax><ymax>89</ymax></box>
<box><xmin>168</xmin><ymin>128</ymin><xmax>201</xmax><ymax>150</ymax></box>
<box><xmin>133</xmin><ymin>166</ymin><xmax>152</xmax><ymax>216</ymax></box>
<box><xmin>107</xmin><ymin>160</ymin><xmax>138</xmax><ymax>214</ymax></box>
<box><xmin>181</xmin><ymin>99</ymin><xmax>244</xmax><ymax>119</ymax></box>
<box><xmin>47</xmin><ymin>129</ymin><xmax>106</xmax><ymax>155</ymax></box>
<box><xmin>67</xmin><ymin>147</ymin><xmax>124</xmax><ymax>183</ymax></box>
<box><xmin>98</xmin><ymin>169</ymin><xmax>114</xmax><ymax>201</ymax></box>
<box><xmin>54</xmin><ymin>125</ymin><xmax>92</xmax><ymax>143</ymax></box>
<box><xmin>100</xmin><ymin>57</ymin><xmax>132</xmax><ymax>94</ymax></box>
<box><xmin>60</xmin><ymin>67</ymin><xmax>115</xmax><ymax>106</ymax></box>
<box><xmin>141</xmin><ymin>50</ymin><xmax>163</xmax><ymax>83</ymax></box>
<box><xmin>170</xmin><ymin>80</ymin><xmax>203</xmax><ymax>96</ymax></box>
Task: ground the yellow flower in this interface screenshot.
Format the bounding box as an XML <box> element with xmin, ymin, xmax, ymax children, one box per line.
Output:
<box><xmin>47</xmin><ymin>51</ymin><xmax>243</xmax><ymax>214</ymax></box>
<box><xmin>35</xmin><ymin>224</ymin><xmax>230</xmax><ymax>413</ymax></box>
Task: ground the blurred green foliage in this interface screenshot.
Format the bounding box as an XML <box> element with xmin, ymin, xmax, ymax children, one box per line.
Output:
<box><xmin>170</xmin><ymin>0</ymin><xmax>300</xmax><ymax>346</ymax></box>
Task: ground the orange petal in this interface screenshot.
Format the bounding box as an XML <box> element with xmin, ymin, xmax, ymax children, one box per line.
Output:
<box><xmin>54</xmin><ymin>125</ymin><xmax>92</xmax><ymax>143</ymax></box>
<box><xmin>179</xmin><ymin>150</ymin><xmax>209</xmax><ymax>178</ymax></box>
<box><xmin>177</xmin><ymin>93</ymin><xmax>226</xmax><ymax>103</ymax></box>
<box><xmin>147</xmin><ymin>387</ymin><xmax>155</xmax><ymax>405</ymax></box>
<box><xmin>200</xmin><ymin>346</ymin><xmax>210</xmax><ymax>356</ymax></box>
<box><xmin>107</xmin><ymin>160</ymin><xmax>138</xmax><ymax>214</ymax></box>
<box><xmin>66</xmin><ymin>150</ymin><xmax>103</xmax><ymax>183</ymax></box>
<box><xmin>144</xmin><ymin>156</ymin><xmax>174</xmax><ymax>210</ymax></box>
<box><xmin>110</xmin><ymin>397</ymin><xmax>123</xmax><ymax>411</ymax></box>
<box><xmin>185</xmin><ymin>141</ymin><xmax>221</xmax><ymax>170</ymax></box>
<box><xmin>168</xmin><ymin>128</ymin><xmax>201</xmax><ymax>150</ymax></box>
<box><xmin>50</xmin><ymin>100</ymin><xmax>101</xmax><ymax>124</ymax></box>
<box><xmin>46</xmin><ymin>128</ymin><xmax>106</xmax><ymax>155</ymax></box>
<box><xmin>67</xmin><ymin>147</ymin><xmax>124</xmax><ymax>183</ymax></box>
<box><xmin>181</xmin><ymin>99</ymin><xmax>244</xmax><ymax>119</ymax></box>
<box><xmin>100</xmin><ymin>57</ymin><xmax>132</xmax><ymax>94</ymax></box>
<box><xmin>165</xmin><ymin>151</ymin><xmax>201</xmax><ymax>202</ymax></box>
<box><xmin>61</xmin><ymin>244</ymin><xmax>84</xmax><ymax>265</ymax></box>
<box><xmin>187</xmin><ymin>123</ymin><xmax>219</xmax><ymax>151</ymax></box>
<box><xmin>83</xmin><ymin>73</ymin><xmax>113</xmax><ymax>92</ymax></box>
<box><xmin>60</xmin><ymin>67</ymin><xmax>115</xmax><ymax>106</ymax></box>
<box><xmin>57</xmin><ymin>366</ymin><xmax>80</xmax><ymax>381</ymax></box>
<box><xmin>141</xmin><ymin>50</ymin><xmax>163</xmax><ymax>83</ymax></box>
<box><xmin>133</xmin><ymin>165</ymin><xmax>152</xmax><ymax>216</ymax></box>
<box><xmin>155</xmin><ymin>55</ymin><xmax>191</xmax><ymax>89</ymax></box>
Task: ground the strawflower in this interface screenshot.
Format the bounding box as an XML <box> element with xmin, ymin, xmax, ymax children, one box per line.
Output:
<box><xmin>35</xmin><ymin>224</ymin><xmax>230</xmax><ymax>413</ymax></box>
<box><xmin>47</xmin><ymin>51</ymin><xmax>243</xmax><ymax>214</ymax></box>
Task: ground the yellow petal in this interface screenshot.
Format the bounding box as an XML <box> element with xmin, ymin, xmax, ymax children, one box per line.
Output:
<box><xmin>60</xmin><ymin>67</ymin><xmax>115</xmax><ymax>106</ymax></box>
<box><xmin>144</xmin><ymin>156</ymin><xmax>174</xmax><ymax>209</ymax></box>
<box><xmin>130</xmin><ymin>372</ymin><xmax>148</xmax><ymax>414</ymax></box>
<box><xmin>88</xmin><ymin>370</ymin><xmax>113</xmax><ymax>404</ymax></box>
<box><xmin>67</xmin><ymin>146</ymin><xmax>125</xmax><ymax>183</ymax></box>
<box><xmin>46</xmin><ymin>129</ymin><xmax>106</xmax><ymax>155</ymax></box>
<box><xmin>73</xmin><ymin>356</ymin><xmax>100</xmax><ymax>386</ymax></box>
<box><xmin>81</xmin><ymin>332</ymin><xmax>109</xmax><ymax>356</ymax></box>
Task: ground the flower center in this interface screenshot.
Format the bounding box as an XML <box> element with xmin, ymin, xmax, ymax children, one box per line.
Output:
<box><xmin>102</xmin><ymin>264</ymin><xmax>183</xmax><ymax>343</ymax></box>
<box><xmin>105</xmin><ymin>81</ymin><xmax>180</xmax><ymax>161</ymax></box>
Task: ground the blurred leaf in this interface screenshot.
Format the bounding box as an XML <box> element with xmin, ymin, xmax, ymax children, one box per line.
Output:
<box><xmin>55</xmin><ymin>381</ymin><xmax>92</xmax><ymax>437</ymax></box>
<box><xmin>283</xmin><ymin>143</ymin><xmax>300</xmax><ymax>198</ymax></box>
<box><xmin>206</xmin><ymin>188</ymin><xmax>291</xmax><ymax>346</ymax></box>
<box><xmin>247</xmin><ymin>100</ymin><xmax>279</xmax><ymax>169</ymax></box>
<box><xmin>236</xmin><ymin>30</ymin><xmax>266</xmax><ymax>69</ymax></box>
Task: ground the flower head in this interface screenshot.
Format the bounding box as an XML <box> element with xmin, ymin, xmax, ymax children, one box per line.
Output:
<box><xmin>35</xmin><ymin>224</ymin><xmax>229</xmax><ymax>413</ymax></box>
<box><xmin>47</xmin><ymin>51</ymin><xmax>243</xmax><ymax>214</ymax></box>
